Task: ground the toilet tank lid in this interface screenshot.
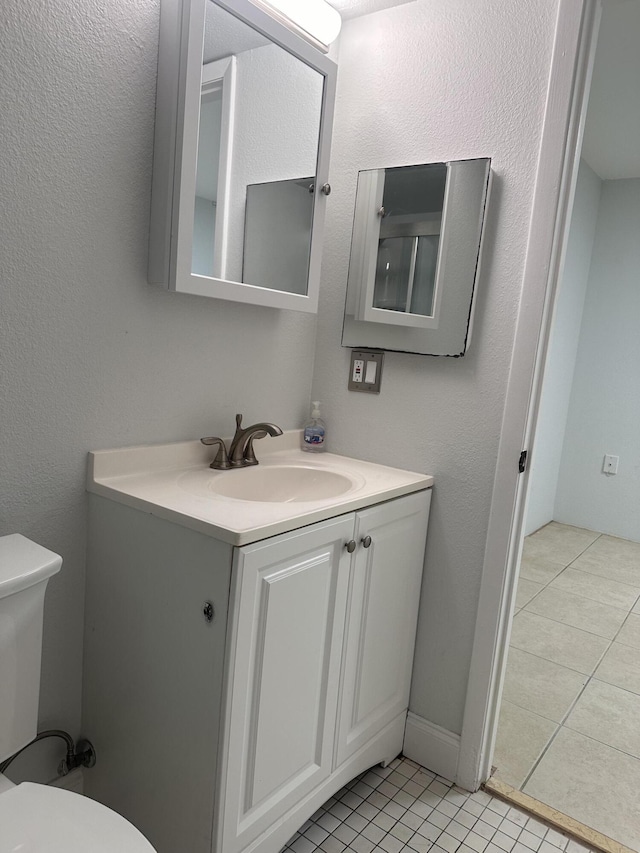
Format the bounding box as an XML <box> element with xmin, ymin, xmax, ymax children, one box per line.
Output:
<box><xmin>0</xmin><ymin>534</ymin><xmax>61</xmax><ymax>598</ymax></box>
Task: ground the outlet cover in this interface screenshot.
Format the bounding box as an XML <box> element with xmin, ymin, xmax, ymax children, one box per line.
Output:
<box><xmin>348</xmin><ymin>350</ymin><xmax>384</xmax><ymax>393</ymax></box>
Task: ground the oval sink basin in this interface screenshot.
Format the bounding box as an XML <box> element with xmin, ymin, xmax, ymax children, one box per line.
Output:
<box><xmin>208</xmin><ymin>466</ymin><xmax>354</xmax><ymax>503</ymax></box>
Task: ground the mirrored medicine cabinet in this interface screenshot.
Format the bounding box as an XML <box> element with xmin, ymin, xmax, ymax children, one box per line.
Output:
<box><xmin>148</xmin><ymin>0</ymin><xmax>337</xmax><ymax>312</ymax></box>
<box><xmin>342</xmin><ymin>158</ymin><xmax>491</xmax><ymax>356</ymax></box>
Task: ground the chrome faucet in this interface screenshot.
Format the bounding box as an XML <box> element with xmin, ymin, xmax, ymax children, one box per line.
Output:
<box><xmin>200</xmin><ymin>414</ymin><xmax>282</xmax><ymax>470</ymax></box>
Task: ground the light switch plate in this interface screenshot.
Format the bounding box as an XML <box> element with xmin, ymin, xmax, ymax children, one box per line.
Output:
<box><xmin>348</xmin><ymin>350</ymin><xmax>384</xmax><ymax>393</ymax></box>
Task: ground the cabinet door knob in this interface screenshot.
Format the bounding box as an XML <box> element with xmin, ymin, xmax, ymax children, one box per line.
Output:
<box><xmin>203</xmin><ymin>601</ymin><xmax>214</xmax><ymax>623</ymax></box>
<box><xmin>361</xmin><ymin>535</ymin><xmax>372</xmax><ymax>548</ymax></box>
<box><xmin>345</xmin><ymin>540</ymin><xmax>357</xmax><ymax>553</ymax></box>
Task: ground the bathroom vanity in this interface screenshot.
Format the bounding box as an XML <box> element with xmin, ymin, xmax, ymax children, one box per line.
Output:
<box><xmin>83</xmin><ymin>433</ymin><xmax>433</xmax><ymax>853</ymax></box>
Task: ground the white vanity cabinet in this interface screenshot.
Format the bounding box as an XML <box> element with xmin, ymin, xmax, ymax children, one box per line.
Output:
<box><xmin>218</xmin><ymin>515</ymin><xmax>353</xmax><ymax>853</ymax></box>
<box><xmin>83</xmin><ymin>487</ymin><xmax>431</xmax><ymax>853</ymax></box>
<box><xmin>335</xmin><ymin>494</ymin><xmax>431</xmax><ymax>766</ymax></box>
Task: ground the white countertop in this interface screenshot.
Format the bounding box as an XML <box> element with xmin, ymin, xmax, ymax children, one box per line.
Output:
<box><xmin>87</xmin><ymin>431</ymin><xmax>434</xmax><ymax>546</ymax></box>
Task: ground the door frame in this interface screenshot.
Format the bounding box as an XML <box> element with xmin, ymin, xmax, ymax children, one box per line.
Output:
<box><xmin>455</xmin><ymin>0</ymin><xmax>602</xmax><ymax>791</ymax></box>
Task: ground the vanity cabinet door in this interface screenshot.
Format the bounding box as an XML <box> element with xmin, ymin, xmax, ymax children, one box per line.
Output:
<box><xmin>218</xmin><ymin>514</ymin><xmax>354</xmax><ymax>853</ymax></box>
<box><xmin>335</xmin><ymin>491</ymin><xmax>431</xmax><ymax>767</ymax></box>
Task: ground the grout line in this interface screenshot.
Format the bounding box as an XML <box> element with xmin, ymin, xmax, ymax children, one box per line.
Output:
<box><xmin>520</xmin><ymin>670</ymin><xmax>594</xmax><ymax>789</ymax></box>
<box><xmin>514</xmin><ymin>606</ymin><xmax>624</xmax><ymax>641</ymax></box>
<box><xmin>507</xmin><ymin>640</ymin><xmax>603</xmax><ymax>678</ymax></box>
<box><xmin>560</xmin><ymin>714</ymin><xmax>640</xmax><ymax>762</ymax></box>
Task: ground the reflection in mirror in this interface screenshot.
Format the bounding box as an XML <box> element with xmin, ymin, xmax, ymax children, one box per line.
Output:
<box><xmin>342</xmin><ymin>158</ymin><xmax>491</xmax><ymax>357</ymax></box>
<box><xmin>194</xmin><ymin>0</ymin><xmax>324</xmax><ymax>294</ymax></box>
<box><xmin>193</xmin><ymin>56</ymin><xmax>235</xmax><ymax>278</ymax></box>
<box><xmin>243</xmin><ymin>177</ymin><xmax>315</xmax><ymax>294</ymax></box>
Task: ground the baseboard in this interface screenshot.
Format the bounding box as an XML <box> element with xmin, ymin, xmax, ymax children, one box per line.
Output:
<box><xmin>403</xmin><ymin>712</ymin><xmax>460</xmax><ymax>782</ymax></box>
<box><xmin>49</xmin><ymin>767</ymin><xmax>84</xmax><ymax>794</ymax></box>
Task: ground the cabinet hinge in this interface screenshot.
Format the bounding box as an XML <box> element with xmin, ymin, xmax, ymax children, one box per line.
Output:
<box><xmin>518</xmin><ymin>450</ymin><xmax>528</xmax><ymax>474</ymax></box>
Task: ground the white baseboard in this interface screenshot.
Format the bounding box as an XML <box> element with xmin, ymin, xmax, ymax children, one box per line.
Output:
<box><xmin>403</xmin><ymin>712</ymin><xmax>460</xmax><ymax>782</ymax></box>
<box><xmin>49</xmin><ymin>768</ymin><xmax>84</xmax><ymax>794</ymax></box>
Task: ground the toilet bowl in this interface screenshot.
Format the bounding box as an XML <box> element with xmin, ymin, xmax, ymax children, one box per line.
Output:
<box><xmin>0</xmin><ymin>776</ymin><xmax>156</xmax><ymax>852</ymax></box>
<box><xmin>0</xmin><ymin>534</ymin><xmax>156</xmax><ymax>852</ymax></box>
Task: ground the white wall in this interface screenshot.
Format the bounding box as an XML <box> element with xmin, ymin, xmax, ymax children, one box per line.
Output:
<box><xmin>524</xmin><ymin>160</ymin><xmax>601</xmax><ymax>535</ymax></box>
<box><xmin>0</xmin><ymin>0</ymin><xmax>316</xmax><ymax>782</ymax></box>
<box><xmin>312</xmin><ymin>0</ymin><xmax>558</xmax><ymax>736</ymax></box>
<box><xmin>555</xmin><ymin>178</ymin><xmax>640</xmax><ymax>542</ymax></box>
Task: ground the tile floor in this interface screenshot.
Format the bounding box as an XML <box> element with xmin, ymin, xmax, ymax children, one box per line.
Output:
<box><xmin>493</xmin><ymin>522</ymin><xmax>640</xmax><ymax>850</ymax></box>
<box><xmin>281</xmin><ymin>757</ymin><xmax>595</xmax><ymax>853</ymax></box>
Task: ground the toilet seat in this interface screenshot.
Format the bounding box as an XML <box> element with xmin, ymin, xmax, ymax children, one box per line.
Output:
<box><xmin>0</xmin><ymin>782</ymin><xmax>156</xmax><ymax>852</ymax></box>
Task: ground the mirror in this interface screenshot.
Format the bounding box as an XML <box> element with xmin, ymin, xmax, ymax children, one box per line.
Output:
<box><xmin>342</xmin><ymin>158</ymin><xmax>491</xmax><ymax>356</ymax></box>
<box><xmin>149</xmin><ymin>0</ymin><xmax>337</xmax><ymax>312</ymax></box>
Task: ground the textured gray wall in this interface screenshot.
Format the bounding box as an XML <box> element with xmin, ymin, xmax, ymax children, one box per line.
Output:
<box><xmin>311</xmin><ymin>0</ymin><xmax>558</xmax><ymax>735</ymax></box>
<box><xmin>0</xmin><ymin>0</ymin><xmax>316</xmax><ymax>780</ymax></box>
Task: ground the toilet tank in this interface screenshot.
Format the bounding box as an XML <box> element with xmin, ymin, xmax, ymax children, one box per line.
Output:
<box><xmin>0</xmin><ymin>535</ymin><xmax>62</xmax><ymax>763</ymax></box>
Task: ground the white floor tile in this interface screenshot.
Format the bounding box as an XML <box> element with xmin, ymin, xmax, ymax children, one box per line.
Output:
<box><xmin>550</xmin><ymin>567</ymin><xmax>639</xmax><ymax>610</ymax></box>
<box><xmin>523</xmin><ymin>587</ymin><xmax>627</xmax><ymax>639</ymax></box>
<box><xmin>570</xmin><ymin>534</ymin><xmax>640</xmax><ymax>587</ymax></box>
<box><xmin>523</xmin><ymin>727</ymin><xmax>640</xmax><ymax>851</ymax></box>
<box><xmin>518</xmin><ymin>556</ymin><xmax>566</xmax><ymax>586</ymax></box>
<box><xmin>564</xmin><ymin>678</ymin><xmax>640</xmax><ymax>758</ymax></box>
<box><xmin>510</xmin><ymin>611</ymin><xmax>609</xmax><ymax>675</ymax></box>
<box><xmin>594</xmin><ymin>641</ymin><xmax>640</xmax><ymax>695</ymax></box>
<box><xmin>495</xmin><ymin>524</ymin><xmax>639</xmax><ymax>853</ymax></box>
<box><xmin>616</xmin><ymin>612</ymin><xmax>640</xmax><ymax>650</ymax></box>
<box><xmin>502</xmin><ymin>648</ymin><xmax>587</xmax><ymax>722</ymax></box>
<box><xmin>516</xmin><ymin>579</ymin><xmax>545</xmax><ymax>609</ymax></box>
<box><xmin>492</xmin><ymin>701</ymin><xmax>557</xmax><ymax>788</ymax></box>
<box><xmin>522</xmin><ymin>523</ymin><xmax>599</xmax><ymax>565</ymax></box>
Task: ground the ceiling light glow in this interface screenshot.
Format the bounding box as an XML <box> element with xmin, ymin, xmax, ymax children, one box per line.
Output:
<box><xmin>259</xmin><ymin>0</ymin><xmax>342</xmax><ymax>49</ymax></box>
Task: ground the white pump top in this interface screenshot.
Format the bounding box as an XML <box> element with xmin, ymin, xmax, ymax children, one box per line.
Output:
<box><xmin>0</xmin><ymin>534</ymin><xmax>61</xmax><ymax>598</ymax></box>
<box><xmin>311</xmin><ymin>401</ymin><xmax>322</xmax><ymax>418</ymax></box>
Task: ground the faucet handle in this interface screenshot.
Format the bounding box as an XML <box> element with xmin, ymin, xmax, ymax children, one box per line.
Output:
<box><xmin>200</xmin><ymin>436</ymin><xmax>231</xmax><ymax>470</ymax></box>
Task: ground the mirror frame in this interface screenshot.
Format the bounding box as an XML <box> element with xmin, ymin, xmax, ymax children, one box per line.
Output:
<box><xmin>342</xmin><ymin>158</ymin><xmax>492</xmax><ymax>357</ymax></box>
<box><xmin>148</xmin><ymin>0</ymin><xmax>337</xmax><ymax>312</ymax></box>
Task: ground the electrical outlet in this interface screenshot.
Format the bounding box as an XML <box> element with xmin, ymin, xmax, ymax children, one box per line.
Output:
<box><xmin>603</xmin><ymin>454</ymin><xmax>619</xmax><ymax>475</ymax></box>
<box><xmin>352</xmin><ymin>359</ymin><xmax>364</xmax><ymax>383</ymax></box>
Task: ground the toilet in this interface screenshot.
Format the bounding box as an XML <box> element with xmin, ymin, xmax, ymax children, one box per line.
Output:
<box><xmin>0</xmin><ymin>534</ymin><xmax>156</xmax><ymax>852</ymax></box>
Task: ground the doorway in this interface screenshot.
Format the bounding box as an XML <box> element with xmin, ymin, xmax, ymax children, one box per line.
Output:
<box><xmin>490</xmin><ymin>1</ymin><xmax>640</xmax><ymax>847</ymax></box>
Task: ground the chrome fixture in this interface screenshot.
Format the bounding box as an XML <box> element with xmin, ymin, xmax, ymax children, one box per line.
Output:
<box><xmin>201</xmin><ymin>414</ymin><xmax>283</xmax><ymax>470</ymax></box>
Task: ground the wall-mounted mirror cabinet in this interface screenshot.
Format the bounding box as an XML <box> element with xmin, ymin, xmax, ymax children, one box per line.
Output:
<box><xmin>342</xmin><ymin>158</ymin><xmax>491</xmax><ymax>356</ymax></box>
<box><xmin>148</xmin><ymin>0</ymin><xmax>337</xmax><ymax>312</ymax></box>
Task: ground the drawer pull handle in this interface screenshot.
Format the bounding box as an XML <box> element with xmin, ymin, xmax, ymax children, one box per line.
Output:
<box><xmin>345</xmin><ymin>540</ymin><xmax>357</xmax><ymax>553</ymax></box>
<box><xmin>361</xmin><ymin>536</ymin><xmax>372</xmax><ymax>548</ymax></box>
<box><xmin>203</xmin><ymin>601</ymin><xmax>214</xmax><ymax>623</ymax></box>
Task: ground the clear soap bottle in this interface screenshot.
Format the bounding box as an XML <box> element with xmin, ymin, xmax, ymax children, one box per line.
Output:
<box><xmin>302</xmin><ymin>401</ymin><xmax>326</xmax><ymax>452</ymax></box>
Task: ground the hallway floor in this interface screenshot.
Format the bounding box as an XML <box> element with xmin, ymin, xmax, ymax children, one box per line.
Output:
<box><xmin>281</xmin><ymin>757</ymin><xmax>594</xmax><ymax>853</ymax></box>
<box><xmin>493</xmin><ymin>522</ymin><xmax>640</xmax><ymax>850</ymax></box>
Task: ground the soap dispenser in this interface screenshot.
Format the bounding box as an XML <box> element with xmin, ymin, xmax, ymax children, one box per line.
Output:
<box><xmin>302</xmin><ymin>401</ymin><xmax>326</xmax><ymax>452</ymax></box>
